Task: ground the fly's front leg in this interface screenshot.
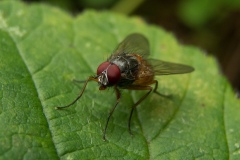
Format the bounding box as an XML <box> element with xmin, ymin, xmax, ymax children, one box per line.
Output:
<box><xmin>55</xmin><ymin>76</ymin><xmax>98</xmax><ymax>109</ymax></box>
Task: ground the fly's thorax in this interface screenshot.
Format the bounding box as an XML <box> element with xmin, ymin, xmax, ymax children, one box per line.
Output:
<box><xmin>110</xmin><ymin>55</ymin><xmax>139</xmax><ymax>79</ymax></box>
<box><xmin>110</xmin><ymin>55</ymin><xmax>138</xmax><ymax>72</ymax></box>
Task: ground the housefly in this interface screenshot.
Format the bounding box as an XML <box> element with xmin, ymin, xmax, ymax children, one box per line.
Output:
<box><xmin>56</xmin><ymin>33</ymin><xmax>194</xmax><ymax>140</ymax></box>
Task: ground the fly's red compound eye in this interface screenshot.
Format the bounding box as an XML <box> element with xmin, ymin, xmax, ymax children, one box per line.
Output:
<box><xmin>97</xmin><ymin>62</ymin><xmax>110</xmax><ymax>75</ymax></box>
<box><xmin>107</xmin><ymin>64</ymin><xmax>121</xmax><ymax>84</ymax></box>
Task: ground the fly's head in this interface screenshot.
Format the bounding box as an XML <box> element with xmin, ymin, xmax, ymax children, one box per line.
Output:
<box><xmin>96</xmin><ymin>62</ymin><xmax>121</xmax><ymax>89</ymax></box>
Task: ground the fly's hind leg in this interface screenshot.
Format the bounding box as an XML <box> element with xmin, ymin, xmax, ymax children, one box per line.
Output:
<box><xmin>123</xmin><ymin>80</ymin><xmax>171</xmax><ymax>136</ymax></box>
<box><xmin>123</xmin><ymin>85</ymin><xmax>153</xmax><ymax>135</ymax></box>
<box><xmin>152</xmin><ymin>80</ymin><xmax>172</xmax><ymax>98</ymax></box>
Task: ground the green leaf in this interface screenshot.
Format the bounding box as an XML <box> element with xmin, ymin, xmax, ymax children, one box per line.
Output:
<box><xmin>0</xmin><ymin>1</ymin><xmax>240</xmax><ymax>159</ymax></box>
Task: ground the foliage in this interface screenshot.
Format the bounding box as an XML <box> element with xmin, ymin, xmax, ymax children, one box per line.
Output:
<box><xmin>0</xmin><ymin>1</ymin><xmax>240</xmax><ymax>159</ymax></box>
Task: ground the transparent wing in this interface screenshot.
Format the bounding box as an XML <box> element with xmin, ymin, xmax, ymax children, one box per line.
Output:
<box><xmin>148</xmin><ymin>59</ymin><xmax>194</xmax><ymax>75</ymax></box>
<box><xmin>109</xmin><ymin>33</ymin><xmax>150</xmax><ymax>60</ymax></box>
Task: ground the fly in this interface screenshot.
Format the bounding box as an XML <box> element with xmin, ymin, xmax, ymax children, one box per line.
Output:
<box><xmin>55</xmin><ymin>33</ymin><xmax>194</xmax><ymax>140</ymax></box>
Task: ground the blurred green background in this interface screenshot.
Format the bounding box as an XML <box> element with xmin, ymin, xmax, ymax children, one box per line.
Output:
<box><xmin>23</xmin><ymin>0</ymin><xmax>240</xmax><ymax>92</ymax></box>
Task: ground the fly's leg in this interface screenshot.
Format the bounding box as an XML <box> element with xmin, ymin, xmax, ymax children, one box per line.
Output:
<box><xmin>123</xmin><ymin>85</ymin><xmax>153</xmax><ymax>135</ymax></box>
<box><xmin>103</xmin><ymin>86</ymin><xmax>121</xmax><ymax>141</ymax></box>
<box><xmin>55</xmin><ymin>76</ymin><xmax>97</xmax><ymax>109</ymax></box>
<box><xmin>72</xmin><ymin>79</ymin><xmax>87</xmax><ymax>89</ymax></box>
<box><xmin>153</xmin><ymin>80</ymin><xmax>172</xmax><ymax>98</ymax></box>
<box><xmin>72</xmin><ymin>79</ymin><xmax>86</xmax><ymax>83</ymax></box>
<box><xmin>124</xmin><ymin>80</ymin><xmax>172</xmax><ymax>135</ymax></box>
